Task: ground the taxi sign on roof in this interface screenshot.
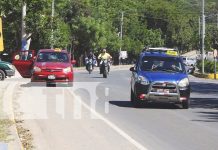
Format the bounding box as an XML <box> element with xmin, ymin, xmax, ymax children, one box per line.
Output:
<box><xmin>54</xmin><ymin>48</ymin><xmax>61</xmax><ymax>52</ymax></box>
<box><xmin>147</xmin><ymin>47</ymin><xmax>179</xmax><ymax>56</ymax></box>
<box><xmin>166</xmin><ymin>50</ymin><xmax>178</xmax><ymax>56</ymax></box>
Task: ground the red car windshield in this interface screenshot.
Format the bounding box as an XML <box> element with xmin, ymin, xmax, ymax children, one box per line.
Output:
<box><xmin>36</xmin><ymin>52</ymin><xmax>69</xmax><ymax>63</ymax></box>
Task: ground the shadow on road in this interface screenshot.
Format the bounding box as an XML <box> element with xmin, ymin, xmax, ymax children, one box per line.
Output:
<box><xmin>20</xmin><ymin>82</ymin><xmax>46</xmax><ymax>87</ymax></box>
<box><xmin>190</xmin><ymin>98</ymin><xmax>218</xmax><ymax>109</ymax></box>
<box><xmin>189</xmin><ymin>81</ymin><xmax>218</xmax><ymax>122</ymax></box>
<box><xmin>92</xmin><ymin>77</ymin><xmax>104</xmax><ymax>79</ymax></box>
<box><xmin>109</xmin><ymin>100</ymin><xmax>180</xmax><ymax>109</ymax></box>
<box><xmin>190</xmin><ymin>97</ymin><xmax>218</xmax><ymax>122</ymax></box>
<box><xmin>192</xmin><ymin>111</ymin><xmax>218</xmax><ymax>122</ymax></box>
<box><xmin>20</xmin><ymin>82</ymin><xmax>71</xmax><ymax>87</ymax></box>
<box><xmin>190</xmin><ymin>82</ymin><xmax>218</xmax><ymax>94</ymax></box>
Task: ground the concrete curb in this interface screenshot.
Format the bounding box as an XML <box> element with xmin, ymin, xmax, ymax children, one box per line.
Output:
<box><xmin>3</xmin><ymin>83</ymin><xmax>24</xmax><ymax>150</ymax></box>
<box><xmin>207</xmin><ymin>73</ymin><xmax>218</xmax><ymax>80</ymax></box>
<box><xmin>193</xmin><ymin>72</ymin><xmax>218</xmax><ymax>80</ymax></box>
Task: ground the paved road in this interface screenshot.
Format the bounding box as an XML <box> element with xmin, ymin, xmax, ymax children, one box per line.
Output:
<box><xmin>4</xmin><ymin>68</ymin><xmax>218</xmax><ymax>150</ymax></box>
<box><xmin>73</xmin><ymin>69</ymin><xmax>218</xmax><ymax>150</ymax></box>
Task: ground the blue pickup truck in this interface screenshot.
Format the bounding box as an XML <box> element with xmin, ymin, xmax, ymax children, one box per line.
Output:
<box><xmin>130</xmin><ymin>50</ymin><xmax>190</xmax><ymax>109</ymax></box>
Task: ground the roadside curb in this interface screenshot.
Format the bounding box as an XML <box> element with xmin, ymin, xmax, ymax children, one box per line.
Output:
<box><xmin>193</xmin><ymin>72</ymin><xmax>218</xmax><ymax>80</ymax></box>
<box><xmin>207</xmin><ymin>73</ymin><xmax>218</xmax><ymax>79</ymax></box>
<box><xmin>3</xmin><ymin>83</ymin><xmax>24</xmax><ymax>150</ymax></box>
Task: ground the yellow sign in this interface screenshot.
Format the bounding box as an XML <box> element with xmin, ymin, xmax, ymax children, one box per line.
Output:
<box><xmin>0</xmin><ymin>17</ymin><xmax>4</xmax><ymax>51</ymax></box>
<box><xmin>54</xmin><ymin>48</ymin><xmax>61</xmax><ymax>52</ymax></box>
<box><xmin>166</xmin><ymin>50</ymin><xmax>178</xmax><ymax>56</ymax></box>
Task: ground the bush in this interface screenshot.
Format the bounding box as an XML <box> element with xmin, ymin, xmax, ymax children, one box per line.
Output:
<box><xmin>197</xmin><ymin>59</ymin><xmax>218</xmax><ymax>73</ymax></box>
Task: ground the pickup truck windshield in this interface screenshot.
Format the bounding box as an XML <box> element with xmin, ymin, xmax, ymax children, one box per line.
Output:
<box><xmin>140</xmin><ymin>56</ymin><xmax>185</xmax><ymax>73</ymax></box>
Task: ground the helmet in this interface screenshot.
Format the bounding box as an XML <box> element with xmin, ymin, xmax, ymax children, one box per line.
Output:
<box><xmin>102</xmin><ymin>48</ymin><xmax>106</xmax><ymax>53</ymax></box>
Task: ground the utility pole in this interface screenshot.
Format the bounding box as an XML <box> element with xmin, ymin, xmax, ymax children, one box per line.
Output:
<box><xmin>21</xmin><ymin>2</ymin><xmax>31</xmax><ymax>51</ymax></box>
<box><xmin>199</xmin><ymin>17</ymin><xmax>201</xmax><ymax>52</ymax></box>
<box><xmin>119</xmin><ymin>11</ymin><xmax>124</xmax><ymax>65</ymax></box>
<box><xmin>199</xmin><ymin>17</ymin><xmax>201</xmax><ymax>37</ymax></box>
<box><xmin>21</xmin><ymin>2</ymin><xmax>27</xmax><ymax>50</ymax></box>
<box><xmin>202</xmin><ymin>0</ymin><xmax>205</xmax><ymax>74</ymax></box>
<box><xmin>21</xmin><ymin>1</ymin><xmax>32</xmax><ymax>50</ymax></box>
<box><xmin>217</xmin><ymin>13</ymin><xmax>218</xmax><ymax>28</ymax></box>
<box><xmin>51</xmin><ymin>0</ymin><xmax>55</xmax><ymax>49</ymax></box>
<box><xmin>21</xmin><ymin>2</ymin><xmax>26</xmax><ymax>46</ymax></box>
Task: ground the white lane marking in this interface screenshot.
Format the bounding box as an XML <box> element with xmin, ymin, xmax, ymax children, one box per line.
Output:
<box><xmin>69</xmin><ymin>91</ymin><xmax>148</xmax><ymax>150</ymax></box>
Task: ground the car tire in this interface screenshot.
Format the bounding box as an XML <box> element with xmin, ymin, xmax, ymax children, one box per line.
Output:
<box><xmin>131</xmin><ymin>89</ymin><xmax>143</xmax><ymax>108</ymax></box>
<box><xmin>103</xmin><ymin>70</ymin><xmax>107</xmax><ymax>78</ymax></box>
<box><xmin>0</xmin><ymin>69</ymin><xmax>6</xmax><ymax>81</ymax></box>
<box><xmin>182</xmin><ymin>100</ymin><xmax>189</xmax><ymax>109</ymax></box>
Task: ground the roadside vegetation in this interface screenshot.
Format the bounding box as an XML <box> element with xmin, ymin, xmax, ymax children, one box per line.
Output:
<box><xmin>0</xmin><ymin>0</ymin><xmax>218</xmax><ymax>62</ymax></box>
<box><xmin>15</xmin><ymin>120</ymin><xmax>33</xmax><ymax>150</ymax></box>
<box><xmin>0</xmin><ymin>86</ymin><xmax>13</xmax><ymax>142</ymax></box>
<box><xmin>0</xmin><ymin>119</ymin><xmax>13</xmax><ymax>142</ymax></box>
<box><xmin>197</xmin><ymin>60</ymin><xmax>218</xmax><ymax>73</ymax></box>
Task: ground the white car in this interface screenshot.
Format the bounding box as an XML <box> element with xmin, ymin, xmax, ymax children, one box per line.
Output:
<box><xmin>182</xmin><ymin>57</ymin><xmax>196</xmax><ymax>66</ymax></box>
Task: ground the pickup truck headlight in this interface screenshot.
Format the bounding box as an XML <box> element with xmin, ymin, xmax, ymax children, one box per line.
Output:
<box><xmin>178</xmin><ymin>78</ymin><xmax>189</xmax><ymax>88</ymax></box>
<box><xmin>136</xmin><ymin>75</ymin><xmax>149</xmax><ymax>85</ymax></box>
<box><xmin>33</xmin><ymin>66</ymin><xmax>41</xmax><ymax>72</ymax></box>
<box><xmin>63</xmin><ymin>67</ymin><xmax>71</xmax><ymax>73</ymax></box>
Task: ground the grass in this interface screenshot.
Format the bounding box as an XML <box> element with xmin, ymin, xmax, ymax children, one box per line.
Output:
<box><xmin>16</xmin><ymin>120</ymin><xmax>34</xmax><ymax>150</ymax></box>
<box><xmin>0</xmin><ymin>85</ymin><xmax>13</xmax><ymax>142</ymax></box>
<box><xmin>0</xmin><ymin>84</ymin><xmax>33</xmax><ymax>149</ymax></box>
<box><xmin>0</xmin><ymin>119</ymin><xmax>13</xmax><ymax>142</ymax></box>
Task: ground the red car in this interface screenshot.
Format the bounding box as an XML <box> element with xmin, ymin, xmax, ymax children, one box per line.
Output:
<box><xmin>13</xmin><ymin>49</ymin><xmax>76</xmax><ymax>86</ymax></box>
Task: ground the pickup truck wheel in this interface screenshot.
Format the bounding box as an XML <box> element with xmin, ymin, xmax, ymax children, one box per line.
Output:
<box><xmin>131</xmin><ymin>89</ymin><xmax>143</xmax><ymax>108</ymax></box>
<box><xmin>182</xmin><ymin>101</ymin><xmax>189</xmax><ymax>109</ymax></box>
<box><xmin>0</xmin><ymin>70</ymin><xmax>6</xmax><ymax>81</ymax></box>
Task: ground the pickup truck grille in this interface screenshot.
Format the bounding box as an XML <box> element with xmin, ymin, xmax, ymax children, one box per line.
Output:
<box><xmin>150</xmin><ymin>82</ymin><xmax>177</xmax><ymax>93</ymax></box>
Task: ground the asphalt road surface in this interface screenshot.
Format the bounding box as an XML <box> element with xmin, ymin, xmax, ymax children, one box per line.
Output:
<box><xmin>2</xmin><ymin>67</ymin><xmax>218</xmax><ymax>150</ymax></box>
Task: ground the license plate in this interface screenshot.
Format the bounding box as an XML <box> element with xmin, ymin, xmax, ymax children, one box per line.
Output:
<box><xmin>48</xmin><ymin>75</ymin><xmax>55</xmax><ymax>80</ymax></box>
<box><xmin>164</xmin><ymin>89</ymin><xmax>169</xmax><ymax>93</ymax></box>
<box><xmin>157</xmin><ymin>89</ymin><xmax>169</xmax><ymax>93</ymax></box>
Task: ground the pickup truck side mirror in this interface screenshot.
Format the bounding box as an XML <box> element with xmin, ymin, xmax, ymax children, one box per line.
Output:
<box><xmin>130</xmin><ymin>67</ymin><xmax>136</xmax><ymax>72</ymax></box>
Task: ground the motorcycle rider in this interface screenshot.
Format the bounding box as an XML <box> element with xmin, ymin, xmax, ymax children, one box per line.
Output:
<box><xmin>85</xmin><ymin>50</ymin><xmax>96</xmax><ymax>71</ymax></box>
<box><xmin>98</xmin><ymin>48</ymin><xmax>112</xmax><ymax>74</ymax></box>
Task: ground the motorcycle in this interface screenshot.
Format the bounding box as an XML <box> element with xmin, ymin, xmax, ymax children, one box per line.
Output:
<box><xmin>86</xmin><ymin>59</ymin><xmax>94</xmax><ymax>74</ymax></box>
<box><xmin>100</xmin><ymin>59</ymin><xmax>110</xmax><ymax>78</ymax></box>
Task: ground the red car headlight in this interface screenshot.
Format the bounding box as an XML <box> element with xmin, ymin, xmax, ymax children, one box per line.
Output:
<box><xmin>33</xmin><ymin>66</ymin><xmax>41</xmax><ymax>72</ymax></box>
<box><xmin>63</xmin><ymin>67</ymin><xmax>71</xmax><ymax>73</ymax></box>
